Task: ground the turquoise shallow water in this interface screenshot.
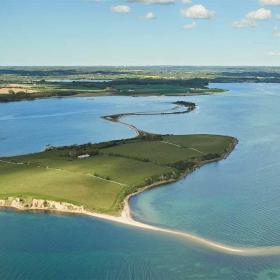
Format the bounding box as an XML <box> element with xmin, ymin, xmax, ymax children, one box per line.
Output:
<box><xmin>129</xmin><ymin>83</ymin><xmax>280</xmax><ymax>248</ymax></box>
<box><xmin>1</xmin><ymin>209</ymin><xmax>280</xmax><ymax>280</ymax></box>
<box><xmin>1</xmin><ymin>84</ymin><xmax>280</xmax><ymax>279</ymax></box>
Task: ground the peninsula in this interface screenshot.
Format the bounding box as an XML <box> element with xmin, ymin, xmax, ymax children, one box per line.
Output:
<box><xmin>0</xmin><ymin>133</ymin><xmax>236</xmax><ymax>214</ymax></box>
<box><xmin>0</xmin><ymin>101</ymin><xmax>236</xmax><ymax>215</ymax></box>
<box><xmin>0</xmin><ymin>100</ymin><xmax>254</xmax><ymax>256</ymax></box>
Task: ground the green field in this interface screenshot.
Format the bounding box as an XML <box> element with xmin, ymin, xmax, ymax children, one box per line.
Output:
<box><xmin>0</xmin><ymin>134</ymin><xmax>236</xmax><ymax>215</ymax></box>
<box><xmin>0</xmin><ymin>67</ymin><xmax>223</xmax><ymax>102</ymax></box>
<box><xmin>113</xmin><ymin>84</ymin><xmax>221</xmax><ymax>95</ymax></box>
<box><xmin>1</xmin><ymin>66</ymin><xmax>280</xmax><ymax>102</ymax></box>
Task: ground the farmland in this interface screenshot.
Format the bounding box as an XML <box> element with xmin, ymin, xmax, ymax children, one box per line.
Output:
<box><xmin>0</xmin><ymin>134</ymin><xmax>236</xmax><ymax>215</ymax></box>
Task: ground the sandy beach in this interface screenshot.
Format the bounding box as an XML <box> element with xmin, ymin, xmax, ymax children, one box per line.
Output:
<box><xmin>2</xmin><ymin>101</ymin><xmax>279</xmax><ymax>258</ymax></box>
<box><xmin>2</xmin><ymin>192</ymin><xmax>280</xmax><ymax>257</ymax></box>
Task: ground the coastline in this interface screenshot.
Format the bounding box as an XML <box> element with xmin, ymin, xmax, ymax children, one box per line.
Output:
<box><xmin>3</xmin><ymin>98</ymin><xmax>280</xmax><ymax>257</ymax></box>
<box><xmin>2</xmin><ymin>139</ymin><xmax>280</xmax><ymax>257</ymax></box>
<box><xmin>4</xmin><ymin>138</ymin><xmax>277</xmax><ymax>257</ymax></box>
<box><xmin>0</xmin><ymin>89</ymin><xmax>225</xmax><ymax>103</ymax></box>
<box><xmin>0</xmin><ymin>137</ymin><xmax>246</xmax><ymax>256</ymax></box>
<box><xmin>102</xmin><ymin>101</ymin><xmax>196</xmax><ymax>137</ymax></box>
<box><xmin>3</xmin><ymin>181</ymin><xmax>280</xmax><ymax>257</ymax></box>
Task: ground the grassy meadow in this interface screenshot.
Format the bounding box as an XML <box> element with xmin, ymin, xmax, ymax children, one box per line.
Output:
<box><xmin>0</xmin><ymin>135</ymin><xmax>236</xmax><ymax>215</ymax></box>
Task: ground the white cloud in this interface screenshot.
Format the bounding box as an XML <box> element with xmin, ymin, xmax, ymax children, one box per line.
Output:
<box><xmin>144</xmin><ymin>12</ymin><xmax>156</xmax><ymax>19</ymax></box>
<box><xmin>232</xmin><ymin>19</ymin><xmax>256</xmax><ymax>28</ymax></box>
<box><xmin>181</xmin><ymin>5</ymin><xmax>215</xmax><ymax>19</ymax></box>
<box><xmin>277</xmin><ymin>15</ymin><xmax>280</xmax><ymax>20</ymax></box>
<box><xmin>182</xmin><ymin>0</ymin><xmax>192</xmax><ymax>4</ymax></box>
<box><xmin>246</xmin><ymin>8</ymin><xmax>272</xmax><ymax>20</ymax></box>
<box><xmin>183</xmin><ymin>22</ymin><xmax>197</xmax><ymax>29</ymax></box>
<box><xmin>260</xmin><ymin>0</ymin><xmax>280</xmax><ymax>5</ymax></box>
<box><xmin>232</xmin><ymin>8</ymin><xmax>271</xmax><ymax>29</ymax></box>
<box><xmin>268</xmin><ymin>51</ymin><xmax>280</xmax><ymax>56</ymax></box>
<box><xmin>111</xmin><ymin>5</ymin><xmax>131</xmax><ymax>13</ymax></box>
<box><xmin>127</xmin><ymin>0</ymin><xmax>175</xmax><ymax>4</ymax></box>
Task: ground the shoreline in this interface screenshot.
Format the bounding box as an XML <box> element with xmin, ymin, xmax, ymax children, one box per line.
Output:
<box><xmin>0</xmin><ymin>89</ymin><xmax>224</xmax><ymax>103</ymax></box>
<box><xmin>2</xmin><ymin>98</ymin><xmax>280</xmax><ymax>257</ymax></box>
<box><xmin>3</xmin><ymin>138</ymin><xmax>280</xmax><ymax>257</ymax></box>
<box><xmin>102</xmin><ymin>101</ymin><xmax>196</xmax><ymax>137</ymax></box>
<box><xmin>2</xmin><ymin>188</ymin><xmax>280</xmax><ymax>257</ymax></box>
<box><xmin>1</xmin><ymin>137</ymin><xmax>280</xmax><ymax>256</ymax></box>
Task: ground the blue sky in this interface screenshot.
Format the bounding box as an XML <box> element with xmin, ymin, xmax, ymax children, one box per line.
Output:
<box><xmin>1</xmin><ymin>0</ymin><xmax>280</xmax><ymax>66</ymax></box>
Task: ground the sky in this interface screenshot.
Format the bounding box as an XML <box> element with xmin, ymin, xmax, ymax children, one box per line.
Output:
<box><xmin>1</xmin><ymin>0</ymin><xmax>280</xmax><ymax>66</ymax></box>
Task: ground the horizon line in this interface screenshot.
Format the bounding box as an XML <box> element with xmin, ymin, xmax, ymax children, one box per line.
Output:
<box><xmin>0</xmin><ymin>65</ymin><xmax>280</xmax><ymax>68</ymax></box>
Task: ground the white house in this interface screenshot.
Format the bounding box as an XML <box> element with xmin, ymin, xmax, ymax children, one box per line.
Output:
<box><xmin>78</xmin><ymin>154</ymin><xmax>90</xmax><ymax>159</ymax></box>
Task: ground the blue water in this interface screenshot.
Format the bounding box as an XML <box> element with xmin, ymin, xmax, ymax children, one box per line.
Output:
<box><xmin>0</xmin><ymin>96</ymin><xmax>170</xmax><ymax>156</ymax></box>
<box><xmin>2</xmin><ymin>209</ymin><xmax>280</xmax><ymax>280</ymax></box>
<box><xmin>1</xmin><ymin>84</ymin><xmax>280</xmax><ymax>279</ymax></box>
<box><xmin>129</xmin><ymin>83</ymin><xmax>280</xmax><ymax>248</ymax></box>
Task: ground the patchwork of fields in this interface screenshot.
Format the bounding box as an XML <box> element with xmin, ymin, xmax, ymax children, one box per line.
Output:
<box><xmin>0</xmin><ymin>135</ymin><xmax>236</xmax><ymax>215</ymax></box>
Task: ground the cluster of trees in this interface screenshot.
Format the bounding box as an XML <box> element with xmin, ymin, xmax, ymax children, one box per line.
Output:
<box><xmin>144</xmin><ymin>171</ymin><xmax>179</xmax><ymax>185</ymax></box>
<box><xmin>109</xmin><ymin>78</ymin><xmax>208</xmax><ymax>87</ymax></box>
<box><xmin>45</xmin><ymin>143</ymin><xmax>100</xmax><ymax>158</ymax></box>
<box><xmin>0</xmin><ymin>68</ymin><xmax>130</xmax><ymax>77</ymax></box>
<box><xmin>51</xmin><ymin>78</ymin><xmax>209</xmax><ymax>90</ymax></box>
<box><xmin>38</xmin><ymin>75</ymin><xmax>280</xmax><ymax>86</ymax></box>
<box><xmin>0</xmin><ymin>69</ymin><xmax>81</xmax><ymax>76</ymax></box>
<box><xmin>46</xmin><ymin>140</ymin><xmax>126</xmax><ymax>153</ymax></box>
<box><xmin>200</xmin><ymin>153</ymin><xmax>220</xmax><ymax>161</ymax></box>
<box><xmin>213</xmin><ymin>77</ymin><xmax>280</xmax><ymax>83</ymax></box>
<box><xmin>173</xmin><ymin>101</ymin><xmax>196</xmax><ymax>112</ymax></box>
<box><xmin>169</xmin><ymin>160</ymin><xmax>196</xmax><ymax>171</ymax></box>
<box><xmin>0</xmin><ymin>91</ymin><xmax>33</xmax><ymax>102</ymax></box>
<box><xmin>220</xmin><ymin>71</ymin><xmax>280</xmax><ymax>78</ymax></box>
<box><xmin>0</xmin><ymin>88</ymin><xmax>88</xmax><ymax>103</ymax></box>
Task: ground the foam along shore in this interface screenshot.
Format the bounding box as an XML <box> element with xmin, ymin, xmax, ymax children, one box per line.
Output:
<box><xmin>2</xmin><ymin>196</ymin><xmax>280</xmax><ymax>257</ymax></box>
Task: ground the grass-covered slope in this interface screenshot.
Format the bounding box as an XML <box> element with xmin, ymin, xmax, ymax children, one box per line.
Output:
<box><xmin>0</xmin><ymin>134</ymin><xmax>236</xmax><ymax>215</ymax></box>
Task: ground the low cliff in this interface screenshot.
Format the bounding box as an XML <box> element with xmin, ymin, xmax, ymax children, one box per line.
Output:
<box><xmin>0</xmin><ymin>197</ymin><xmax>85</xmax><ymax>213</ymax></box>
